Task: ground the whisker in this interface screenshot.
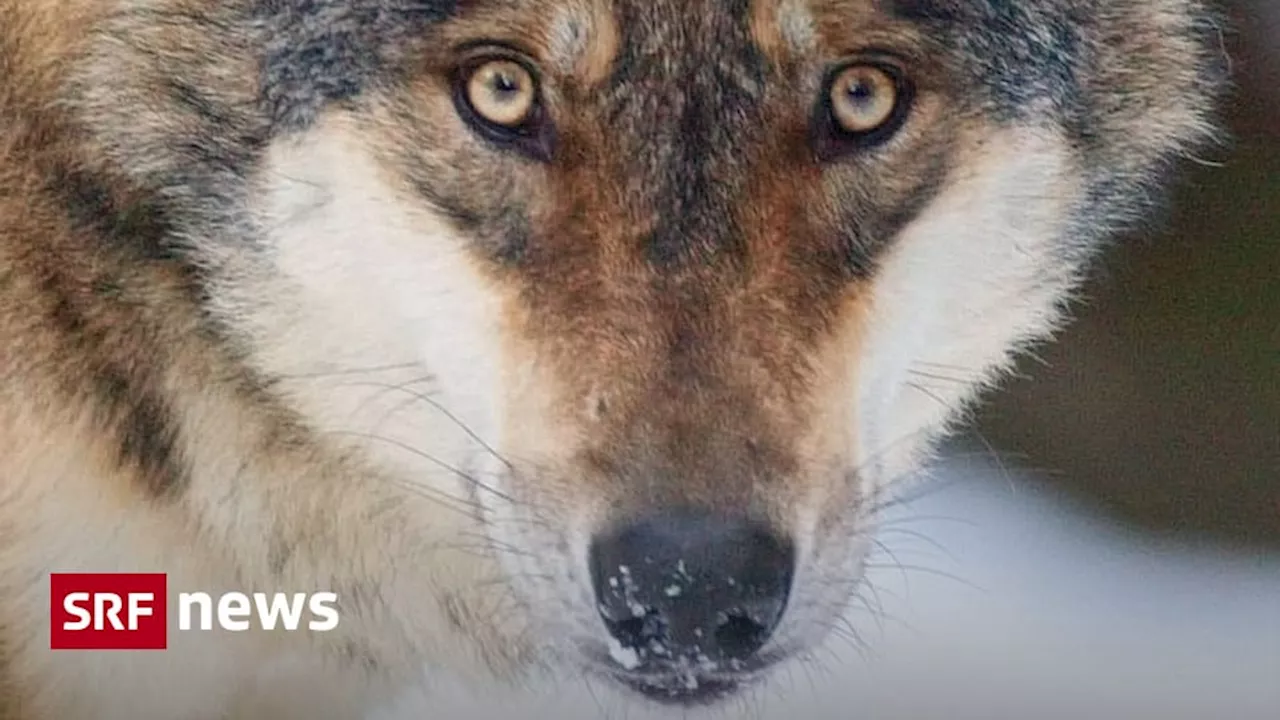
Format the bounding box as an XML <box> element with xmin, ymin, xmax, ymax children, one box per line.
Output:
<box><xmin>860</xmin><ymin>562</ymin><xmax>984</xmax><ymax>593</ymax></box>
<box><xmin>385</xmin><ymin>477</ymin><xmax>486</xmax><ymax>518</ymax></box>
<box><xmin>911</xmin><ymin>360</ymin><xmax>983</xmax><ymax>373</ymax></box>
<box><xmin>343</xmin><ymin>380</ymin><xmax>517</xmax><ymax>471</ymax></box>
<box><xmin>842</xmin><ymin>591</ymin><xmax>886</xmax><ymax>637</ymax></box>
<box><xmin>867</xmin><ymin>537</ymin><xmax>914</xmax><ymax>591</ymax></box>
<box><xmin>454</xmin><ymin>530</ymin><xmax>541</xmax><ymax>559</ymax></box>
<box><xmin>905</xmin><ymin>368</ymin><xmax>972</xmax><ymax>385</ymax></box>
<box><xmin>271</xmin><ymin>361</ymin><xmax>425</xmax><ymax>381</ymax></box>
<box><xmin>872</xmin><ymin>526</ymin><xmax>957</xmax><ymax>562</ymax></box>
<box><xmin>326</xmin><ymin>430</ymin><xmax>519</xmax><ymax>504</ymax></box>
<box><xmin>340</xmin><ymin>376</ymin><xmax>439</xmax><ymax>428</ymax></box>
<box><xmin>861</xmin><ymin>513</ymin><xmax>979</xmax><ymax>531</ymax></box>
<box><xmin>816</xmin><ymin>619</ymin><xmax>873</xmax><ymax>660</ymax></box>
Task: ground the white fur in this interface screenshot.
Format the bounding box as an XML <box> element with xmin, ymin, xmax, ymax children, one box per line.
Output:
<box><xmin>246</xmin><ymin>118</ymin><xmax>508</xmax><ymax>488</ymax></box>
<box><xmin>769</xmin><ymin>128</ymin><xmax>1086</xmax><ymax>659</ymax></box>
<box><xmin>856</xmin><ymin>128</ymin><xmax>1081</xmax><ymax>492</ymax></box>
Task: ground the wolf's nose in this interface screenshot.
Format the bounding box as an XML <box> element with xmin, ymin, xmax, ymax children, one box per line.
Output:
<box><xmin>589</xmin><ymin>511</ymin><xmax>794</xmax><ymax>668</ymax></box>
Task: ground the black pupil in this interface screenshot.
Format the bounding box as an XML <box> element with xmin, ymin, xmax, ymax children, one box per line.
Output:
<box><xmin>847</xmin><ymin>79</ymin><xmax>874</xmax><ymax>106</ymax></box>
<box><xmin>492</xmin><ymin>71</ymin><xmax>521</xmax><ymax>98</ymax></box>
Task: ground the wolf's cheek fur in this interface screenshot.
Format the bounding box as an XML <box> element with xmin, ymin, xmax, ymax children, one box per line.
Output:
<box><xmin>856</xmin><ymin>127</ymin><xmax>1081</xmax><ymax>490</ymax></box>
<box><xmin>230</xmin><ymin>115</ymin><xmax>537</xmax><ymax>673</ymax></box>
<box><xmin>246</xmin><ymin>114</ymin><xmax>509</xmax><ymax>482</ymax></box>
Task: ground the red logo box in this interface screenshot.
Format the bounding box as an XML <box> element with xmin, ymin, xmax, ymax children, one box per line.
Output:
<box><xmin>50</xmin><ymin>573</ymin><xmax>168</xmax><ymax>650</ymax></box>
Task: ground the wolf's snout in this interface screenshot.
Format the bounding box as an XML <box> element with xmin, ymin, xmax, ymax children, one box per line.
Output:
<box><xmin>588</xmin><ymin>511</ymin><xmax>795</xmax><ymax>671</ymax></box>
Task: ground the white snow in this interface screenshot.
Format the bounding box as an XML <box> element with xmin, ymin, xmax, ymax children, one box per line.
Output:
<box><xmin>606</xmin><ymin>637</ymin><xmax>641</xmax><ymax>670</ymax></box>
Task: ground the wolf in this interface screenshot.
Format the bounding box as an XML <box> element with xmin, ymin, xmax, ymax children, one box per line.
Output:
<box><xmin>0</xmin><ymin>0</ymin><xmax>1224</xmax><ymax>717</ymax></box>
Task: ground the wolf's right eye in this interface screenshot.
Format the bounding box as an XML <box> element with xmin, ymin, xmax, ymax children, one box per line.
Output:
<box><xmin>829</xmin><ymin>64</ymin><xmax>901</xmax><ymax>135</ymax></box>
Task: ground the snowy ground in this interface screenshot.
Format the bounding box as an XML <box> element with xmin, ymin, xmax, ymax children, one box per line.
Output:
<box><xmin>377</xmin><ymin>456</ymin><xmax>1280</xmax><ymax>720</ymax></box>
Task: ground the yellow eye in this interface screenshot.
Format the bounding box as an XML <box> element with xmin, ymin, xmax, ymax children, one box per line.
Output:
<box><xmin>465</xmin><ymin>59</ymin><xmax>538</xmax><ymax>128</ymax></box>
<box><xmin>829</xmin><ymin>64</ymin><xmax>902</xmax><ymax>135</ymax></box>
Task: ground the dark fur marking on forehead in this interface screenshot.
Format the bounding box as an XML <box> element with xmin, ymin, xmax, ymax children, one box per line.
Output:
<box><xmin>255</xmin><ymin>0</ymin><xmax>459</xmax><ymax>129</ymax></box>
<box><xmin>604</xmin><ymin>0</ymin><xmax>768</xmax><ymax>270</ymax></box>
<box><xmin>642</xmin><ymin>89</ymin><xmax>754</xmax><ymax>270</ymax></box>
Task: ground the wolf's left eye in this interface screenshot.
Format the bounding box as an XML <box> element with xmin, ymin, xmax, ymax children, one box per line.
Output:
<box><xmin>830</xmin><ymin>64</ymin><xmax>901</xmax><ymax>134</ymax></box>
<box><xmin>465</xmin><ymin>59</ymin><xmax>538</xmax><ymax>128</ymax></box>
<box><xmin>814</xmin><ymin>61</ymin><xmax>913</xmax><ymax>159</ymax></box>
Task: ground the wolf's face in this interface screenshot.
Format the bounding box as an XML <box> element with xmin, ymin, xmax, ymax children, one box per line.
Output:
<box><xmin>75</xmin><ymin>0</ymin><xmax>1220</xmax><ymax>708</ymax></box>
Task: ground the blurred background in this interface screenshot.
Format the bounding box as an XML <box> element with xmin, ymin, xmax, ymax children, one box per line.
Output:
<box><xmin>976</xmin><ymin>0</ymin><xmax>1280</xmax><ymax>555</ymax></box>
<box><xmin>383</xmin><ymin>3</ymin><xmax>1278</xmax><ymax>719</ymax></box>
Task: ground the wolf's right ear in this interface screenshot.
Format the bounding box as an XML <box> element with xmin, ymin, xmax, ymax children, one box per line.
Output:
<box><xmin>1075</xmin><ymin>0</ymin><xmax>1230</xmax><ymax>224</ymax></box>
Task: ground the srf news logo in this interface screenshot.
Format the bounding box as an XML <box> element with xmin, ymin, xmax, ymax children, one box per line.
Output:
<box><xmin>50</xmin><ymin>573</ymin><xmax>339</xmax><ymax>650</ymax></box>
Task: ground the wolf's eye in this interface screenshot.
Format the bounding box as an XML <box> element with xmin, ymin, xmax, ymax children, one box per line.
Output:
<box><xmin>464</xmin><ymin>59</ymin><xmax>538</xmax><ymax>128</ymax></box>
<box><xmin>813</xmin><ymin>61</ymin><xmax>913</xmax><ymax>160</ymax></box>
<box><xmin>453</xmin><ymin>55</ymin><xmax>553</xmax><ymax>161</ymax></box>
<box><xmin>829</xmin><ymin>64</ymin><xmax>902</xmax><ymax>135</ymax></box>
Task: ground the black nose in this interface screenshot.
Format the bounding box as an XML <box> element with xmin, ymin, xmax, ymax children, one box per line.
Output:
<box><xmin>589</xmin><ymin>511</ymin><xmax>795</xmax><ymax>671</ymax></box>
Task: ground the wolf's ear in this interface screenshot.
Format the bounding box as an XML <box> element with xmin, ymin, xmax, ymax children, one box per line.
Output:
<box><xmin>1076</xmin><ymin>0</ymin><xmax>1229</xmax><ymax>215</ymax></box>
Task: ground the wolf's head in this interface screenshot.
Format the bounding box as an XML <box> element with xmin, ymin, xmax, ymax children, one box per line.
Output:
<box><xmin>74</xmin><ymin>0</ymin><xmax>1222</xmax><ymax>707</ymax></box>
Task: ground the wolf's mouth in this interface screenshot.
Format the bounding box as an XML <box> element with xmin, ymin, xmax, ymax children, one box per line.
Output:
<box><xmin>614</xmin><ymin>673</ymin><xmax>744</xmax><ymax>706</ymax></box>
<box><xmin>587</xmin><ymin>648</ymin><xmax>779</xmax><ymax>706</ymax></box>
